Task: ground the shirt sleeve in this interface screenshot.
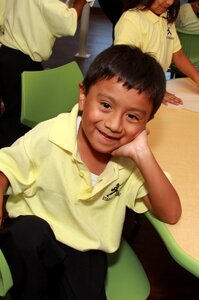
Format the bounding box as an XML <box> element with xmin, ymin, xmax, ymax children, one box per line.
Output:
<box><xmin>114</xmin><ymin>11</ymin><xmax>142</xmax><ymax>47</ymax></box>
<box><xmin>0</xmin><ymin>136</ymin><xmax>36</xmax><ymax>196</ymax></box>
<box><xmin>124</xmin><ymin>167</ymin><xmax>148</xmax><ymax>213</ymax></box>
<box><xmin>125</xmin><ymin>170</ymin><xmax>173</xmax><ymax>214</ymax></box>
<box><xmin>41</xmin><ymin>0</ymin><xmax>78</xmax><ymax>37</ymax></box>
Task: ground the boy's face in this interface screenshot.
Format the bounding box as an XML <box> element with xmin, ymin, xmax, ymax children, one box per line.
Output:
<box><xmin>78</xmin><ymin>77</ymin><xmax>153</xmax><ymax>155</ymax></box>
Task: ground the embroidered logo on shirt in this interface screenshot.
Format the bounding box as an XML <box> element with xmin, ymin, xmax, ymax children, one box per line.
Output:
<box><xmin>102</xmin><ymin>183</ymin><xmax>121</xmax><ymax>201</ymax></box>
<box><xmin>166</xmin><ymin>25</ymin><xmax>174</xmax><ymax>40</ymax></box>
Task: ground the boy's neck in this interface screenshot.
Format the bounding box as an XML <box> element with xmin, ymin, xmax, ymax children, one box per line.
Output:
<box><xmin>81</xmin><ymin>149</ymin><xmax>111</xmax><ymax>175</ymax></box>
<box><xmin>77</xmin><ymin>127</ymin><xmax>111</xmax><ymax>175</ymax></box>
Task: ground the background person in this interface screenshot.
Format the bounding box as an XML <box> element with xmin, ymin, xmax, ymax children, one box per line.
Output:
<box><xmin>114</xmin><ymin>0</ymin><xmax>199</xmax><ymax>105</ymax></box>
<box><xmin>176</xmin><ymin>0</ymin><xmax>199</xmax><ymax>31</ymax></box>
<box><xmin>176</xmin><ymin>0</ymin><xmax>199</xmax><ymax>71</ymax></box>
<box><xmin>0</xmin><ymin>0</ymin><xmax>87</xmax><ymax>149</ymax></box>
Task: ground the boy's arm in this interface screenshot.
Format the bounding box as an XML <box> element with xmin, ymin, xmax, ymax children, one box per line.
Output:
<box><xmin>111</xmin><ymin>129</ymin><xmax>182</xmax><ymax>224</ymax></box>
<box><xmin>0</xmin><ymin>172</ymin><xmax>9</xmax><ymax>226</ymax></box>
<box><xmin>136</xmin><ymin>149</ymin><xmax>181</xmax><ymax>224</ymax></box>
<box><xmin>172</xmin><ymin>49</ymin><xmax>199</xmax><ymax>86</ymax></box>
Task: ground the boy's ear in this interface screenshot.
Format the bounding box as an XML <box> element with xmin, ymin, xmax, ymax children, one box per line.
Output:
<box><xmin>78</xmin><ymin>82</ymin><xmax>86</xmax><ymax>111</ymax></box>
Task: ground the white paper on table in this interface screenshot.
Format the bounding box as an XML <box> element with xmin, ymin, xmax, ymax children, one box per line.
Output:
<box><xmin>166</xmin><ymin>78</ymin><xmax>199</xmax><ymax>112</ymax></box>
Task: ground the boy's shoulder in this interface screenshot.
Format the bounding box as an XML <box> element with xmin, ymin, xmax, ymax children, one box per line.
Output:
<box><xmin>17</xmin><ymin>113</ymin><xmax>72</xmax><ymax>161</ymax></box>
<box><xmin>24</xmin><ymin>113</ymin><xmax>69</xmax><ymax>147</ymax></box>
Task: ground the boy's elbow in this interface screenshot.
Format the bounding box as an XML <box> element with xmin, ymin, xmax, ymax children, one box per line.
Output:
<box><xmin>166</xmin><ymin>206</ymin><xmax>182</xmax><ymax>225</ymax></box>
<box><xmin>153</xmin><ymin>201</ymin><xmax>182</xmax><ymax>225</ymax></box>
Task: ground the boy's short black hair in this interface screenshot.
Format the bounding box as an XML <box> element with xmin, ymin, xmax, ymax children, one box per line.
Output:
<box><xmin>83</xmin><ymin>45</ymin><xmax>166</xmax><ymax>117</ymax></box>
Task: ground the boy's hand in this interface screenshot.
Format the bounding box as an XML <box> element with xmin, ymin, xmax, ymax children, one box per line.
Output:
<box><xmin>111</xmin><ymin>128</ymin><xmax>149</xmax><ymax>159</ymax></box>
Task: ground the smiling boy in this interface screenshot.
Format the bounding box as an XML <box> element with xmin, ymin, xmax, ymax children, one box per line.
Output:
<box><xmin>0</xmin><ymin>45</ymin><xmax>181</xmax><ymax>300</ymax></box>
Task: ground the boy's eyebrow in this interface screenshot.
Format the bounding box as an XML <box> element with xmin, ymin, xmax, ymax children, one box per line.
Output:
<box><xmin>97</xmin><ymin>92</ymin><xmax>115</xmax><ymax>101</ymax></box>
<box><xmin>98</xmin><ymin>92</ymin><xmax>148</xmax><ymax>115</ymax></box>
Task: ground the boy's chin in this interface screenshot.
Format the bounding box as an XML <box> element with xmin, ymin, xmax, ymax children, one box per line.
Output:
<box><xmin>92</xmin><ymin>145</ymin><xmax>113</xmax><ymax>156</ymax></box>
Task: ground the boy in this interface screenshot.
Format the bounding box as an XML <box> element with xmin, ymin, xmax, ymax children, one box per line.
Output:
<box><xmin>0</xmin><ymin>45</ymin><xmax>181</xmax><ymax>300</ymax></box>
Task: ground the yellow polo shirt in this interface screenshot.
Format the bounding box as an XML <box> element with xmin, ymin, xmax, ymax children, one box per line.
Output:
<box><xmin>0</xmin><ymin>0</ymin><xmax>77</xmax><ymax>61</ymax></box>
<box><xmin>114</xmin><ymin>9</ymin><xmax>181</xmax><ymax>72</ymax></box>
<box><xmin>0</xmin><ymin>105</ymin><xmax>148</xmax><ymax>253</ymax></box>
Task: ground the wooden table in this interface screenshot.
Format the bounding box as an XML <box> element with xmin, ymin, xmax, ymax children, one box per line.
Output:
<box><xmin>146</xmin><ymin>77</ymin><xmax>199</xmax><ymax>277</ymax></box>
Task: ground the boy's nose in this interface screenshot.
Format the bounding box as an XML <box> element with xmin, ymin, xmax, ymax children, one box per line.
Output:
<box><xmin>104</xmin><ymin>115</ymin><xmax>122</xmax><ymax>133</ymax></box>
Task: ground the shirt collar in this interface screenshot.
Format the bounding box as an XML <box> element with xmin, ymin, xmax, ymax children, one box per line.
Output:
<box><xmin>48</xmin><ymin>104</ymin><xmax>79</xmax><ymax>153</ymax></box>
<box><xmin>144</xmin><ymin>9</ymin><xmax>167</xmax><ymax>24</ymax></box>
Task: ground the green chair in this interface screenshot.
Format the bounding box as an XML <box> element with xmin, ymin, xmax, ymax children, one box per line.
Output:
<box><xmin>21</xmin><ymin>61</ymin><xmax>84</xmax><ymax>128</ymax></box>
<box><xmin>106</xmin><ymin>238</ymin><xmax>150</xmax><ymax>300</ymax></box>
<box><xmin>0</xmin><ymin>239</ymin><xmax>150</xmax><ymax>299</ymax></box>
<box><xmin>170</xmin><ymin>28</ymin><xmax>199</xmax><ymax>78</ymax></box>
<box><xmin>0</xmin><ymin>250</ymin><xmax>13</xmax><ymax>299</ymax></box>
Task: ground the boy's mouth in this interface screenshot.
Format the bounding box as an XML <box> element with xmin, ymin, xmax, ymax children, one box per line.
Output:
<box><xmin>98</xmin><ymin>129</ymin><xmax>119</xmax><ymax>140</ymax></box>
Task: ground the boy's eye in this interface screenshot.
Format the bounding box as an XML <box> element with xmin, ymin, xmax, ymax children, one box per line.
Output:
<box><xmin>102</xmin><ymin>102</ymin><xmax>111</xmax><ymax>109</ymax></box>
<box><xmin>127</xmin><ymin>114</ymin><xmax>139</xmax><ymax>121</ymax></box>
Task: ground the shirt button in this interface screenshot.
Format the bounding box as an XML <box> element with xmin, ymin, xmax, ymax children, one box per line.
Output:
<box><xmin>79</xmin><ymin>171</ymin><xmax>84</xmax><ymax>177</ymax></box>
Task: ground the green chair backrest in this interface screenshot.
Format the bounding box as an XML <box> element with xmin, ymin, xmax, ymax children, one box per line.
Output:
<box><xmin>21</xmin><ymin>61</ymin><xmax>84</xmax><ymax>128</ymax></box>
<box><xmin>106</xmin><ymin>238</ymin><xmax>150</xmax><ymax>300</ymax></box>
<box><xmin>0</xmin><ymin>239</ymin><xmax>150</xmax><ymax>299</ymax></box>
<box><xmin>176</xmin><ymin>28</ymin><xmax>199</xmax><ymax>64</ymax></box>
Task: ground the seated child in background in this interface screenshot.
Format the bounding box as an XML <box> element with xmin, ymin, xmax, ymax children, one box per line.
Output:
<box><xmin>0</xmin><ymin>45</ymin><xmax>181</xmax><ymax>300</ymax></box>
<box><xmin>114</xmin><ymin>0</ymin><xmax>199</xmax><ymax>105</ymax></box>
<box><xmin>176</xmin><ymin>0</ymin><xmax>199</xmax><ymax>71</ymax></box>
<box><xmin>176</xmin><ymin>0</ymin><xmax>199</xmax><ymax>32</ymax></box>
